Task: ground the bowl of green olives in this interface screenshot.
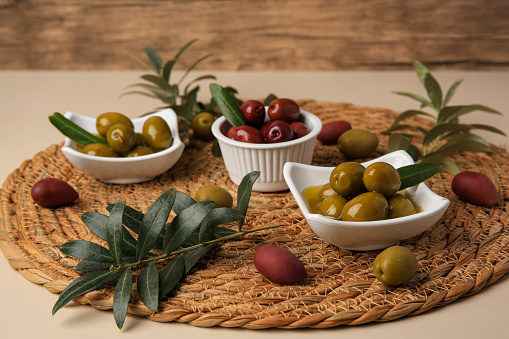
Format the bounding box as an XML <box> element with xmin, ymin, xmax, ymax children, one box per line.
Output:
<box><xmin>61</xmin><ymin>109</ymin><xmax>185</xmax><ymax>184</ymax></box>
<box><xmin>283</xmin><ymin>151</ymin><xmax>450</xmax><ymax>250</ymax></box>
<box><xmin>212</xmin><ymin>108</ymin><xmax>322</xmax><ymax>192</ymax></box>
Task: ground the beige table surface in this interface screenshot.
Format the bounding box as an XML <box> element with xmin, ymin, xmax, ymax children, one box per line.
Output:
<box><xmin>1</xmin><ymin>70</ymin><xmax>509</xmax><ymax>338</ymax></box>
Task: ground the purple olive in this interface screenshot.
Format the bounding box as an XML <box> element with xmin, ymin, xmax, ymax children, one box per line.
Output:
<box><xmin>267</xmin><ymin>98</ymin><xmax>300</xmax><ymax>123</ymax></box>
<box><xmin>452</xmin><ymin>171</ymin><xmax>497</xmax><ymax>206</ymax></box>
<box><xmin>230</xmin><ymin>126</ymin><xmax>265</xmax><ymax>143</ymax></box>
<box><xmin>254</xmin><ymin>244</ymin><xmax>307</xmax><ymax>284</ymax></box>
<box><xmin>264</xmin><ymin>120</ymin><xmax>294</xmax><ymax>143</ymax></box>
<box><xmin>31</xmin><ymin>178</ymin><xmax>79</xmax><ymax>208</ymax></box>
<box><xmin>240</xmin><ymin>100</ymin><xmax>265</xmax><ymax>128</ymax></box>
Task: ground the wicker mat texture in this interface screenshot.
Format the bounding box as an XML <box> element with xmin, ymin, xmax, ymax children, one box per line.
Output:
<box><xmin>1</xmin><ymin>100</ymin><xmax>509</xmax><ymax>329</ymax></box>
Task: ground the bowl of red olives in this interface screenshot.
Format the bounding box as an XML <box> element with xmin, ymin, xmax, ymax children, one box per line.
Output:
<box><xmin>61</xmin><ymin>109</ymin><xmax>185</xmax><ymax>184</ymax></box>
<box><xmin>211</xmin><ymin>98</ymin><xmax>322</xmax><ymax>192</ymax></box>
<box><xmin>283</xmin><ymin>151</ymin><xmax>450</xmax><ymax>250</ymax></box>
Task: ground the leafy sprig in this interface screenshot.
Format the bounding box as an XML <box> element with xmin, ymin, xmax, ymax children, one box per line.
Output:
<box><xmin>52</xmin><ymin>171</ymin><xmax>278</xmax><ymax>330</ymax></box>
<box><xmin>386</xmin><ymin>59</ymin><xmax>505</xmax><ymax>174</ymax></box>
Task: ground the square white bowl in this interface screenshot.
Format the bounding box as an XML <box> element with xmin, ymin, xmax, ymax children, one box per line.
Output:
<box><xmin>211</xmin><ymin>109</ymin><xmax>322</xmax><ymax>192</ymax></box>
<box><xmin>283</xmin><ymin>151</ymin><xmax>450</xmax><ymax>250</ymax></box>
<box><xmin>61</xmin><ymin>108</ymin><xmax>185</xmax><ymax>184</ymax></box>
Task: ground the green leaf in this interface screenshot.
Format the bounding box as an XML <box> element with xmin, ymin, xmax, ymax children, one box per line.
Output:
<box><xmin>163</xmin><ymin>201</ymin><xmax>216</xmax><ymax>254</ymax></box>
<box><xmin>113</xmin><ymin>267</ymin><xmax>132</xmax><ymax>329</ymax></box>
<box><xmin>184</xmin><ymin>75</ymin><xmax>217</xmax><ymax>94</ymax></box>
<box><xmin>390</xmin><ymin>109</ymin><xmax>436</xmax><ymax>127</ymax></box>
<box><xmin>236</xmin><ymin>171</ymin><xmax>260</xmax><ymax>230</ymax></box>
<box><xmin>178</xmin><ymin>53</ymin><xmax>214</xmax><ymax>86</ymax></box>
<box><xmin>107</xmin><ymin>198</ymin><xmax>125</xmax><ymax>265</ymax></box>
<box><xmin>430</xmin><ymin>133</ymin><xmax>493</xmax><ymax>155</ymax></box>
<box><xmin>393</xmin><ymin>91</ymin><xmax>434</xmax><ymax>110</ymax></box>
<box><xmin>162</xmin><ymin>39</ymin><xmax>198</xmax><ymax>82</ymax></box>
<box><xmin>159</xmin><ymin>255</ymin><xmax>185</xmax><ymax>298</ymax></box>
<box><xmin>121</xmin><ymin>48</ymin><xmax>153</xmax><ymax>71</ymax></box>
<box><xmin>106</xmin><ymin>204</ymin><xmax>144</xmax><ymax>234</ymax></box>
<box><xmin>407</xmin><ymin>144</ymin><xmax>420</xmax><ymax>161</ymax></box>
<box><xmin>183</xmin><ymin>244</ymin><xmax>216</xmax><ymax>274</ymax></box>
<box><xmin>422</xmin><ymin>123</ymin><xmax>473</xmax><ymax>150</ymax></box>
<box><xmin>388</xmin><ymin>133</ymin><xmax>414</xmax><ymax>153</ymax></box>
<box><xmin>75</xmin><ymin>260</ymin><xmax>112</xmax><ymax>272</ymax></box>
<box><xmin>141</xmin><ymin>74</ymin><xmax>173</xmax><ymax>92</ymax></box>
<box><xmin>211</xmin><ymin>139</ymin><xmax>220</xmax><ymax>157</ymax></box>
<box><xmin>199</xmin><ymin>207</ymin><xmax>244</xmax><ymax>242</ymax></box>
<box><xmin>263</xmin><ymin>93</ymin><xmax>278</xmax><ymax>106</ymax></box>
<box><xmin>52</xmin><ymin>269</ymin><xmax>122</xmax><ymax>315</ymax></box>
<box><xmin>209</xmin><ymin>83</ymin><xmax>246</xmax><ymax>127</ymax></box>
<box><xmin>423</xmin><ymin>72</ymin><xmax>443</xmax><ymax>110</ymax></box>
<box><xmin>398</xmin><ymin>163</ymin><xmax>442</xmax><ymax>190</ymax></box>
<box><xmin>444</xmin><ymin>78</ymin><xmax>463</xmax><ymax>106</ymax></box>
<box><xmin>419</xmin><ymin>154</ymin><xmax>460</xmax><ymax>175</ymax></box>
<box><xmin>469</xmin><ymin>123</ymin><xmax>507</xmax><ymax>136</ymax></box>
<box><xmin>81</xmin><ymin>212</ymin><xmax>138</xmax><ymax>255</ymax></box>
<box><xmin>137</xmin><ymin>262</ymin><xmax>159</xmax><ymax>312</ymax></box>
<box><xmin>145</xmin><ymin>46</ymin><xmax>163</xmax><ymax>74</ymax></box>
<box><xmin>413</xmin><ymin>59</ymin><xmax>430</xmax><ymax>87</ymax></box>
<box><xmin>60</xmin><ymin>240</ymin><xmax>115</xmax><ymax>264</ymax></box>
<box><xmin>49</xmin><ymin>112</ymin><xmax>108</xmax><ymax>146</ymax></box>
<box><xmin>137</xmin><ymin>189</ymin><xmax>176</xmax><ymax>261</ymax></box>
<box><xmin>383</xmin><ymin>123</ymin><xmax>428</xmax><ymax>135</ymax></box>
<box><xmin>214</xmin><ymin>227</ymin><xmax>238</xmax><ymax>238</ymax></box>
<box><xmin>438</xmin><ymin>104</ymin><xmax>502</xmax><ymax>124</ymax></box>
<box><xmin>173</xmin><ymin>191</ymin><xmax>197</xmax><ymax>215</ymax></box>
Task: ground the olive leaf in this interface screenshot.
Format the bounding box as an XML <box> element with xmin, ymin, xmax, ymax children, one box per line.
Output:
<box><xmin>137</xmin><ymin>263</ymin><xmax>159</xmax><ymax>312</ymax></box>
<box><xmin>398</xmin><ymin>163</ymin><xmax>442</xmax><ymax>190</ymax></box>
<box><xmin>49</xmin><ymin>112</ymin><xmax>108</xmax><ymax>146</ymax></box>
<box><xmin>158</xmin><ymin>255</ymin><xmax>185</xmax><ymax>298</ymax></box>
<box><xmin>107</xmin><ymin>198</ymin><xmax>126</xmax><ymax>265</ymax></box>
<box><xmin>198</xmin><ymin>207</ymin><xmax>244</xmax><ymax>242</ymax></box>
<box><xmin>236</xmin><ymin>171</ymin><xmax>261</xmax><ymax>230</ymax></box>
<box><xmin>60</xmin><ymin>240</ymin><xmax>115</xmax><ymax>264</ymax></box>
<box><xmin>113</xmin><ymin>267</ymin><xmax>133</xmax><ymax>329</ymax></box>
<box><xmin>209</xmin><ymin>83</ymin><xmax>247</xmax><ymax>127</ymax></box>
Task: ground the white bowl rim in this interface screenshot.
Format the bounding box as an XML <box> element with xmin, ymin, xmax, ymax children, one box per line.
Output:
<box><xmin>61</xmin><ymin>109</ymin><xmax>184</xmax><ymax>163</ymax></box>
<box><xmin>211</xmin><ymin>109</ymin><xmax>322</xmax><ymax>150</ymax></box>
<box><xmin>283</xmin><ymin>150</ymin><xmax>450</xmax><ymax>229</ymax></box>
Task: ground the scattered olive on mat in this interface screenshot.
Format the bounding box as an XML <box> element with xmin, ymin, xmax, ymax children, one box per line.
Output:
<box><xmin>191</xmin><ymin>112</ymin><xmax>217</xmax><ymax>141</ymax></box>
<box><xmin>337</xmin><ymin>128</ymin><xmax>379</xmax><ymax>158</ymax></box>
<box><xmin>317</xmin><ymin>120</ymin><xmax>352</xmax><ymax>145</ymax></box>
<box><xmin>195</xmin><ymin>185</ymin><xmax>233</xmax><ymax>208</ymax></box>
<box><xmin>373</xmin><ymin>246</ymin><xmax>418</xmax><ymax>286</ymax></box>
<box><xmin>254</xmin><ymin>244</ymin><xmax>307</xmax><ymax>284</ymax></box>
<box><xmin>31</xmin><ymin>178</ymin><xmax>79</xmax><ymax>208</ymax></box>
<box><xmin>451</xmin><ymin>171</ymin><xmax>497</xmax><ymax>207</ymax></box>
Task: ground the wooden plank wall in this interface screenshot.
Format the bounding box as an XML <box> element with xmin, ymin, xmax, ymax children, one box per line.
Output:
<box><xmin>1</xmin><ymin>0</ymin><xmax>508</xmax><ymax>70</ymax></box>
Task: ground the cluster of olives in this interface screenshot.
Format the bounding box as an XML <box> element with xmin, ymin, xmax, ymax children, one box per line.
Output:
<box><xmin>80</xmin><ymin>112</ymin><xmax>173</xmax><ymax>157</ymax></box>
<box><xmin>226</xmin><ymin>98</ymin><xmax>310</xmax><ymax>144</ymax></box>
<box><xmin>304</xmin><ymin>162</ymin><xmax>419</xmax><ymax>222</ymax></box>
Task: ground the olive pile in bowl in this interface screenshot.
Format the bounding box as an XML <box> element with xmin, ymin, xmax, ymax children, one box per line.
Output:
<box><xmin>61</xmin><ymin>109</ymin><xmax>185</xmax><ymax>184</ymax></box>
<box><xmin>80</xmin><ymin>112</ymin><xmax>173</xmax><ymax>157</ymax></box>
<box><xmin>303</xmin><ymin>161</ymin><xmax>419</xmax><ymax>222</ymax></box>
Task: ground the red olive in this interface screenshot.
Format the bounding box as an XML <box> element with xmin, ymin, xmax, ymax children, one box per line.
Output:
<box><xmin>318</xmin><ymin>120</ymin><xmax>352</xmax><ymax>145</ymax></box>
<box><xmin>240</xmin><ymin>100</ymin><xmax>265</xmax><ymax>128</ymax></box>
<box><xmin>254</xmin><ymin>244</ymin><xmax>307</xmax><ymax>284</ymax></box>
<box><xmin>31</xmin><ymin>178</ymin><xmax>79</xmax><ymax>208</ymax></box>
<box><xmin>230</xmin><ymin>126</ymin><xmax>265</xmax><ymax>143</ymax></box>
<box><xmin>264</xmin><ymin>120</ymin><xmax>294</xmax><ymax>143</ymax></box>
<box><xmin>267</xmin><ymin>98</ymin><xmax>300</xmax><ymax>123</ymax></box>
<box><xmin>289</xmin><ymin>121</ymin><xmax>310</xmax><ymax>139</ymax></box>
<box><xmin>452</xmin><ymin>171</ymin><xmax>497</xmax><ymax>206</ymax></box>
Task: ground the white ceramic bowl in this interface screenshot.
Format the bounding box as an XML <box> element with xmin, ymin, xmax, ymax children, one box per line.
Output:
<box><xmin>211</xmin><ymin>109</ymin><xmax>322</xmax><ymax>192</ymax></box>
<box><xmin>61</xmin><ymin>109</ymin><xmax>185</xmax><ymax>184</ymax></box>
<box><xmin>283</xmin><ymin>150</ymin><xmax>450</xmax><ymax>251</ymax></box>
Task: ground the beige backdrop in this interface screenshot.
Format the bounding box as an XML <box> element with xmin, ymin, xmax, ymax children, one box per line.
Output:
<box><xmin>1</xmin><ymin>0</ymin><xmax>508</xmax><ymax>70</ymax></box>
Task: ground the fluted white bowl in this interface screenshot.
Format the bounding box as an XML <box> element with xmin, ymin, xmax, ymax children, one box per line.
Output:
<box><xmin>283</xmin><ymin>151</ymin><xmax>450</xmax><ymax>250</ymax></box>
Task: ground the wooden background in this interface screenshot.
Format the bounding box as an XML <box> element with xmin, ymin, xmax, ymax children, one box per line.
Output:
<box><xmin>1</xmin><ymin>0</ymin><xmax>508</xmax><ymax>70</ymax></box>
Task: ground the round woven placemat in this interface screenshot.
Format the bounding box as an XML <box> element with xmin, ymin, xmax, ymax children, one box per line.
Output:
<box><xmin>1</xmin><ymin>100</ymin><xmax>509</xmax><ymax>329</ymax></box>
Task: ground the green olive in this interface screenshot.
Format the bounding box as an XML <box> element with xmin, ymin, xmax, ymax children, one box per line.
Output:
<box><xmin>317</xmin><ymin>183</ymin><xmax>338</xmax><ymax>199</ymax></box>
<box><xmin>191</xmin><ymin>112</ymin><xmax>216</xmax><ymax>141</ymax></box>
<box><xmin>388</xmin><ymin>193</ymin><xmax>416</xmax><ymax>219</ymax></box>
<box><xmin>337</xmin><ymin>129</ymin><xmax>379</xmax><ymax>158</ymax></box>
<box><xmin>96</xmin><ymin>112</ymin><xmax>133</xmax><ymax>137</ymax></box>
<box><xmin>341</xmin><ymin>192</ymin><xmax>388</xmax><ymax>222</ymax></box>
<box><xmin>106</xmin><ymin>123</ymin><xmax>137</xmax><ymax>154</ymax></box>
<box><xmin>135</xmin><ymin>133</ymin><xmax>146</xmax><ymax>146</ymax></box>
<box><xmin>126</xmin><ymin>145</ymin><xmax>155</xmax><ymax>157</ymax></box>
<box><xmin>195</xmin><ymin>185</ymin><xmax>233</xmax><ymax>208</ymax></box>
<box><xmin>373</xmin><ymin>246</ymin><xmax>417</xmax><ymax>286</ymax></box>
<box><xmin>142</xmin><ymin>116</ymin><xmax>173</xmax><ymax>150</ymax></box>
<box><xmin>329</xmin><ymin>162</ymin><xmax>366</xmax><ymax>197</ymax></box>
<box><xmin>82</xmin><ymin>143</ymin><xmax>119</xmax><ymax>157</ymax></box>
<box><xmin>363</xmin><ymin>162</ymin><xmax>401</xmax><ymax>196</ymax></box>
<box><xmin>319</xmin><ymin>195</ymin><xmax>348</xmax><ymax>219</ymax></box>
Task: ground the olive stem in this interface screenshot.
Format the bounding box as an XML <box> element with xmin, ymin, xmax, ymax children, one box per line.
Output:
<box><xmin>110</xmin><ymin>223</ymin><xmax>280</xmax><ymax>272</ymax></box>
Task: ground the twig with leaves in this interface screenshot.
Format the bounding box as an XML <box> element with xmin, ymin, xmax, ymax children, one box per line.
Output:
<box><xmin>52</xmin><ymin>171</ymin><xmax>279</xmax><ymax>330</ymax></box>
<box><xmin>385</xmin><ymin>59</ymin><xmax>505</xmax><ymax>174</ymax></box>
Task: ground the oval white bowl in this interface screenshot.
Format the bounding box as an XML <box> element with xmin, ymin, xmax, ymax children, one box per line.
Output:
<box><xmin>61</xmin><ymin>109</ymin><xmax>185</xmax><ymax>184</ymax></box>
<box><xmin>211</xmin><ymin>109</ymin><xmax>322</xmax><ymax>192</ymax></box>
<box><xmin>283</xmin><ymin>150</ymin><xmax>450</xmax><ymax>250</ymax></box>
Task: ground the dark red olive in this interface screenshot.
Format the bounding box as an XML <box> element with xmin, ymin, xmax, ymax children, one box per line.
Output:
<box><xmin>230</xmin><ymin>126</ymin><xmax>265</xmax><ymax>143</ymax></box>
<box><xmin>267</xmin><ymin>98</ymin><xmax>300</xmax><ymax>123</ymax></box>
<box><xmin>254</xmin><ymin>244</ymin><xmax>307</xmax><ymax>284</ymax></box>
<box><xmin>289</xmin><ymin>122</ymin><xmax>310</xmax><ymax>139</ymax></box>
<box><xmin>240</xmin><ymin>100</ymin><xmax>265</xmax><ymax>128</ymax></box>
<box><xmin>265</xmin><ymin>120</ymin><xmax>294</xmax><ymax>143</ymax></box>
<box><xmin>226</xmin><ymin>126</ymin><xmax>236</xmax><ymax>139</ymax></box>
<box><xmin>31</xmin><ymin>178</ymin><xmax>79</xmax><ymax>207</ymax></box>
<box><xmin>318</xmin><ymin>120</ymin><xmax>352</xmax><ymax>145</ymax></box>
<box><xmin>452</xmin><ymin>171</ymin><xmax>497</xmax><ymax>206</ymax></box>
